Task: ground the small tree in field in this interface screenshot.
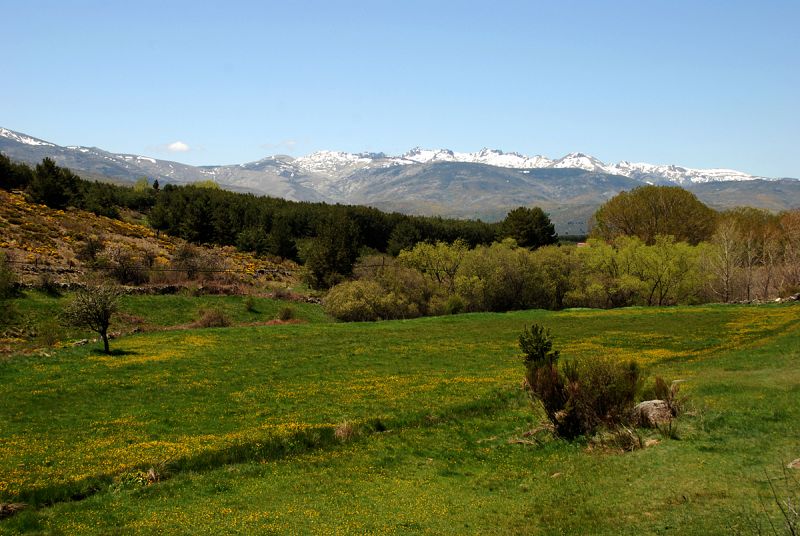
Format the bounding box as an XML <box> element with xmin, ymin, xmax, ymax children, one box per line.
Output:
<box><xmin>63</xmin><ymin>281</ymin><xmax>122</xmax><ymax>354</ymax></box>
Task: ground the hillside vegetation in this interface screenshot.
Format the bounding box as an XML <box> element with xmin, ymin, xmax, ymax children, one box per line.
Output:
<box><xmin>0</xmin><ymin>189</ymin><xmax>297</xmax><ymax>290</ymax></box>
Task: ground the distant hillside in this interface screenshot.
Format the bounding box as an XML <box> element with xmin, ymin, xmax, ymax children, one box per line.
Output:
<box><xmin>0</xmin><ymin>190</ymin><xmax>298</xmax><ymax>288</ymax></box>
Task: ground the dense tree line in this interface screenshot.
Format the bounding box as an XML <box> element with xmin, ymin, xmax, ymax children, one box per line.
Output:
<box><xmin>0</xmin><ymin>155</ymin><xmax>157</xmax><ymax>217</ymax></box>
<box><xmin>324</xmin><ymin>185</ymin><xmax>800</xmax><ymax>320</ymax></box>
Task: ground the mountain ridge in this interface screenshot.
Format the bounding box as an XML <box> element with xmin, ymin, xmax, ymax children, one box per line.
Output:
<box><xmin>2</xmin><ymin>126</ymin><xmax>799</xmax><ymax>234</ymax></box>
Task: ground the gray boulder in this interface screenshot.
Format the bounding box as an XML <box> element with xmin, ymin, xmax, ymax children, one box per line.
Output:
<box><xmin>633</xmin><ymin>400</ymin><xmax>672</xmax><ymax>428</ymax></box>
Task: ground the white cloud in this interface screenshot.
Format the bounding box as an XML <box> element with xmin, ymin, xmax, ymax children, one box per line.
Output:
<box><xmin>167</xmin><ymin>141</ymin><xmax>190</xmax><ymax>152</ymax></box>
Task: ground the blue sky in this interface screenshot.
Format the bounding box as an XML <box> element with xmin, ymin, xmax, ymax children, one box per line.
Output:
<box><xmin>2</xmin><ymin>0</ymin><xmax>798</xmax><ymax>177</ymax></box>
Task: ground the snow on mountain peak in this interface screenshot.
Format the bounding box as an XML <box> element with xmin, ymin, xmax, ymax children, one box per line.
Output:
<box><xmin>293</xmin><ymin>150</ymin><xmax>373</xmax><ymax>175</ymax></box>
<box><xmin>0</xmin><ymin>127</ymin><xmax>55</xmax><ymax>147</ymax></box>
<box><xmin>0</xmin><ymin>123</ymin><xmax>776</xmax><ymax>186</ymax></box>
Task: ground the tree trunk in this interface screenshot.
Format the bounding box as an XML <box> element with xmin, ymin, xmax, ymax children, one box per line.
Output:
<box><xmin>101</xmin><ymin>331</ymin><xmax>110</xmax><ymax>354</ymax></box>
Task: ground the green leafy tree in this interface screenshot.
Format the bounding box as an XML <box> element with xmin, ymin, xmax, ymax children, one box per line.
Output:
<box><xmin>133</xmin><ymin>177</ymin><xmax>150</xmax><ymax>192</ymax></box>
<box><xmin>397</xmin><ymin>239</ymin><xmax>469</xmax><ymax>293</ymax></box>
<box><xmin>456</xmin><ymin>240</ymin><xmax>542</xmax><ymax>311</ymax></box>
<box><xmin>590</xmin><ymin>185</ymin><xmax>716</xmax><ymax>245</ymax></box>
<box><xmin>500</xmin><ymin>206</ymin><xmax>557</xmax><ymax>249</ymax></box>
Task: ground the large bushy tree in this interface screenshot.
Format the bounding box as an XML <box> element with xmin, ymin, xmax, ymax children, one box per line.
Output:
<box><xmin>590</xmin><ymin>185</ymin><xmax>716</xmax><ymax>245</ymax></box>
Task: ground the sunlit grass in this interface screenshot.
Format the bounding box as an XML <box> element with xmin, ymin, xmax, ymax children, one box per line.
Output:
<box><xmin>1</xmin><ymin>302</ymin><xmax>798</xmax><ymax>533</ymax></box>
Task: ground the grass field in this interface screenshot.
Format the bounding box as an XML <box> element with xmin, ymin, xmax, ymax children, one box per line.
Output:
<box><xmin>1</xmin><ymin>291</ymin><xmax>330</xmax><ymax>353</ymax></box>
<box><xmin>1</xmin><ymin>298</ymin><xmax>799</xmax><ymax>534</ymax></box>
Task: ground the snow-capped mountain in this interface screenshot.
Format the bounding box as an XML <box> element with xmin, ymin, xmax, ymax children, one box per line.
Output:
<box><xmin>0</xmin><ymin>127</ymin><xmax>55</xmax><ymax>147</ymax></box>
<box><xmin>2</xmin><ymin>126</ymin><xmax>798</xmax><ymax>234</ymax></box>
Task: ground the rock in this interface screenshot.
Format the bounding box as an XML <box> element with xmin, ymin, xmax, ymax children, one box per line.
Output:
<box><xmin>788</xmin><ymin>458</ymin><xmax>800</xmax><ymax>469</ymax></box>
<box><xmin>72</xmin><ymin>339</ymin><xmax>89</xmax><ymax>347</ymax></box>
<box><xmin>633</xmin><ymin>400</ymin><xmax>672</xmax><ymax>428</ymax></box>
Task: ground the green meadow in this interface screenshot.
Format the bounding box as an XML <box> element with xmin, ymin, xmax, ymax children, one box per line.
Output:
<box><xmin>1</xmin><ymin>296</ymin><xmax>799</xmax><ymax>534</ymax></box>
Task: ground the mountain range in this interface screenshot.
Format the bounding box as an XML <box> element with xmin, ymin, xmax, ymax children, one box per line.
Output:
<box><xmin>2</xmin><ymin>126</ymin><xmax>799</xmax><ymax>234</ymax></box>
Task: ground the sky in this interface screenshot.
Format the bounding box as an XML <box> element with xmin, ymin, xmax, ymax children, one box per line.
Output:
<box><xmin>2</xmin><ymin>0</ymin><xmax>799</xmax><ymax>177</ymax></box>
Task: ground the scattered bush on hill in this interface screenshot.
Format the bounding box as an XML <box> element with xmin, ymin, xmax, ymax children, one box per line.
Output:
<box><xmin>36</xmin><ymin>272</ymin><xmax>62</xmax><ymax>297</ymax></box>
<box><xmin>277</xmin><ymin>305</ymin><xmax>295</xmax><ymax>321</ymax></box>
<box><xmin>519</xmin><ymin>323</ymin><xmax>642</xmax><ymax>439</ymax></box>
<box><xmin>0</xmin><ymin>252</ymin><xmax>17</xmax><ymax>299</ymax></box>
<box><xmin>0</xmin><ymin>253</ymin><xmax>18</xmax><ymax>325</ymax></box>
<box><xmin>193</xmin><ymin>308</ymin><xmax>231</xmax><ymax>328</ymax></box>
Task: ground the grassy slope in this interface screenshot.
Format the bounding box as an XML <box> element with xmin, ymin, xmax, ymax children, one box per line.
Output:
<box><xmin>1</xmin><ymin>304</ymin><xmax>799</xmax><ymax>534</ymax></box>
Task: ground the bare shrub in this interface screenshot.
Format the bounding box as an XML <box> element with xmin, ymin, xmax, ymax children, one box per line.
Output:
<box><xmin>0</xmin><ymin>503</ymin><xmax>27</xmax><ymax>519</ymax></box>
<box><xmin>334</xmin><ymin>421</ymin><xmax>356</xmax><ymax>442</ymax></box>
<box><xmin>731</xmin><ymin>465</ymin><xmax>799</xmax><ymax>535</ymax></box>
<box><xmin>272</xmin><ymin>286</ymin><xmax>292</xmax><ymax>300</ymax></box>
<box><xmin>172</xmin><ymin>244</ymin><xmax>222</xmax><ymax>282</ymax></box>
<box><xmin>105</xmin><ymin>246</ymin><xmax>149</xmax><ymax>285</ymax></box>
<box><xmin>76</xmin><ymin>236</ymin><xmax>104</xmax><ymax>264</ymax></box>
<box><xmin>0</xmin><ymin>252</ymin><xmax>18</xmax><ymax>299</ymax></box>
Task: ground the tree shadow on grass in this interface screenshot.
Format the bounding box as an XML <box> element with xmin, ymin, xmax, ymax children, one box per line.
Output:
<box><xmin>87</xmin><ymin>348</ymin><xmax>138</xmax><ymax>357</ymax></box>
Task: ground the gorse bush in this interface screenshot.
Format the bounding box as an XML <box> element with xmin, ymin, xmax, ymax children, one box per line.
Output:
<box><xmin>520</xmin><ymin>323</ymin><xmax>642</xmax><ymax>439</ymax></box>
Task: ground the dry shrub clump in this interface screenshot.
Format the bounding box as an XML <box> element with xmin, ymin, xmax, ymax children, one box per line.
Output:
<box><xmin>653</xmin><ymin>376</ymin><xmax>686</xmax><ymax>417</ymax></box>
<box><xmin>0</xmin><ymin>503</ymin><xmax>27</xmax><ymax>519</ymax></box>
<box><xmin>277</xmin><ymin>305</ymin><xmax>295</xmax><ymax>321</ymax></box>
<box><xmin>334</xmin><ymin>421</ymin><xmax>356</xmax><ymax>442</ymax></box>
<box><xmin>193</xmin><ymin>308</ymin><xmax>231</xmax><ymax>328</ymax></box>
